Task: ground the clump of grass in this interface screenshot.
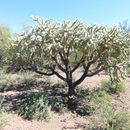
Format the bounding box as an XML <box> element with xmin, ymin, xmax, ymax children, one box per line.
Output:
<box><xmin>19</xmin><ymin>77</ymin><xmax>38</xmax><ymax>90</ymax></box>
<box><xmin>101</xmin><ymin>79</ymin><xmax>126</xmax><ymax>94</ymax></box>
<box><xmin>0</xmin><ymin>80</ymin><xmax>15</xmax><ymax>92</ymax></box>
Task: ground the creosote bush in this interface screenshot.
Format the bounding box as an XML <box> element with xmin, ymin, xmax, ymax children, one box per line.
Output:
<box><xmin>101</xmin><ymin>79</ymin><xmax>126</xmax><ymax>94</ymax></box>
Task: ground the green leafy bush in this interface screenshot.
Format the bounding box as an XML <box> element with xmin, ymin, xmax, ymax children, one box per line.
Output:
<box><xmin>20</xmin><ymin>93</ymin><xmax>52</xmax><ymax>120</ymax></box>
<box><xmin>101</xmin><ymin>79</ymin><xmax>126</xmax><ymax>94</ymax></box>
<box><xmin>20</xmin><ymin>93</ymin><xmax>68</xmax><ymax>120</ymax></box>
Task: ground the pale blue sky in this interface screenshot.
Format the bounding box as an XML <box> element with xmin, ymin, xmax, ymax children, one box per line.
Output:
<box><xmin>0</xmin><ymin>0</ymin><xmax>130</xmax><ymax>32</ymax></box>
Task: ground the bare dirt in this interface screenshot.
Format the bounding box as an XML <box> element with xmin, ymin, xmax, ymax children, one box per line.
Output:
<box><xmin>1</xmin><ymin>73</ymin><xmax>130</xmax><ymax>130</ymax></box>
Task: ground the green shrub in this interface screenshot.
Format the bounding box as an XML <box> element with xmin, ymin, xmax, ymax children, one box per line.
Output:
<box><xmin>87</xmin><ymin>90</ymin><xmax>130</xmax><ymax>130</ymax></box>
<box><xmin>20</xmin><ymin>93</ymin><xmax>52</xmax><ymax>120</ymax></box>
<box><xmin>76</xmin><ymin>89</ymin><xmax>112</xmax><ymax>116</ymax></box>
<box><xmin>101</xmin><ymin>79</ymin><xmax>126</xmax><ymax>94</ymax></box>
<box><xmin>20</xmin><ymin>93</ymin><xmax>68</xmax><ymax>120</ymax></box>
<box><xmin>89</xmin><ymin>90</ymin><xmax>112</xmax><ymax>115</ymax></box>
<box><xmin>49</xmin><ymin>96</ymin><xmax>68</xmax><ymax>113</ymax></box>
<box><xmin>89</xmin><ymin>110</ymin><xmax>130</xmax><ymax>130</ymax></box>
<box><xmin>76</xmin><ymin>89</ymin><xmax>93</xmax><ymax>116</ymax></box>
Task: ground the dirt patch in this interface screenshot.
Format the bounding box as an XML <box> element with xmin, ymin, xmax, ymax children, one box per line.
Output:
<box><xmin>3</xmin><ymin>112</ymin><xmax>88</xmax><ymax>130</ymax></box>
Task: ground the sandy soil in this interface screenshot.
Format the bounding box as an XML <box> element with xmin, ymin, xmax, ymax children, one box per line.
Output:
<box><xmin>1</xmin><ymin>73</ymin><xmax>130</xmax><ymax>130</ymax></box>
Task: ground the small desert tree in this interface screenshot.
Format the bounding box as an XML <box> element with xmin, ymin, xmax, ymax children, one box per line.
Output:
<box><xmin>13</xmin><ymin>17</ymin><xmax>130</xmax><ymax>96</ymax></box>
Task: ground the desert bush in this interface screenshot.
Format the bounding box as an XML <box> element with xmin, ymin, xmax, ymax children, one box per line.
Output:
<box><xmin>20</xmin><ymin>93</ymin><xmax>52</xmax><ymax>120</ymax></box>
<box><xmin>20</xmin><ymin>92</ymin><xmax>68</xmax><ymax>120</ymax></box>
<box><xmin>101</xmin><ymin>79</ymin><xmax>126</xmax><ymax>94</ymax></box>
<box><xmin>0</xmin><ymin>71</ymin><xmax>18</xmax><ymax>91</ymax></box>
<box><xmin>76</xmin><ymin>89</ymin><xmax>112</xmax><ymax>116</ymax></box>
<box><xmin>0</xmin><ymin>25</ymin><xmax>12</xmax><ymax>68</ymax></box>
<box><xmin>89</xmin><ymin>110</ymin><xmax>130</xmax><ymax>130</ymax></box>
<box><xmin>49</xmin><ymin>96</ymin><xmax>68</xmax><ymax>113</ymax></box>
<box><xmin>76</xmin><ymin>89</ymin><xmax>94</xmax><ymax>116</ymax></box>
<box><xmin>87</xmin><ymin>89</ymin><xmax>130</xmax><ymax>130</ymax></box>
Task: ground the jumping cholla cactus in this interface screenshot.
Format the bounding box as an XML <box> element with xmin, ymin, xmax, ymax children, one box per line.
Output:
<box><xmin>12</xmin><ymin>16</ymin><xmax>130</xmax><ymax>96</ymax></box>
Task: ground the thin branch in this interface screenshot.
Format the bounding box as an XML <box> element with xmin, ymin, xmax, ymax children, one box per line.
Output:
<box><xmin>73</xmin><ymin>55</ymin><xmax>101</xmax><ymax>88</ymax></box>
<box><xmin>53</xmin><ymin>70</ymin><xmax>66</xmax><ymax>81</ymax></box>
<box><xmin>33</xmin><ymin>69</ymin><xmax>55</xmax><ymax>76</ymax></box>
<box><xmin>59</xmin><ymin>52</ymin><xmax>65</xmax><ymax>64</ymax></box>
<box><xmin>29</xmin><ymin>65</ymin><xmax>55</xmax><ymax>76</ymax></box>
<box><xmin>86</xmin><ymin>68</ymin><xmax>104</xmax><ymax>77</ymax></box>
<box><xmin>30</xmin><ymin>64</ymin><xmax>66</xmax><ymax>81</ymax></box>
<box><xmin>48</xmin><ymin>66</ymin><xmax>66</xmax><ymax>82</ymax></box>
<box><xmin>59</xmin><ymin>52</ymin><xmax>69</xmax><ymax>66</ymax></box>
<box><xmin>71</xmin><ymin>57</ymin><xmax>85</xmax><ymax>74</ymax></box>
<box><xmin>52</xmin><ymin>56</ymin><xmax>66</xmax><ymax>73</ymax></box>
<box><xmin>73</xmin><ymin>62</ymin><xmax>92</xmax><ymax>88</ymax></box>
